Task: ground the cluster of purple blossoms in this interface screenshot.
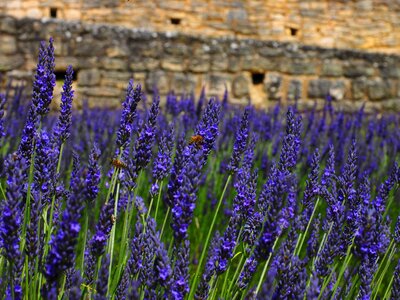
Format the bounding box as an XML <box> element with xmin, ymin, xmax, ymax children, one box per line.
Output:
<box><xmin>0</xmin><ymin>38</ymin><xmax>399</xmax><ymax>300</ymax></box>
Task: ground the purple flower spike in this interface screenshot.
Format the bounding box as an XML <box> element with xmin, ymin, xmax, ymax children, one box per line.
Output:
<box><xmin>0</xmin><ymin>93</ymin><xmax>6</xmax><ymax>139</ymax></box>
<box><xmin>227</xmin><ymin>107</ymin><xmax>250</xmax><ymax>174</ymax></box>
<box><xmin>85</xmin><ymin>143</ymin><xmax>101</xmax><ymax>203</ymax></box>
<box><xmin>53</xmin><ymin>65</ymin><xmax>74</xmax><ymax>146</ymax></box>
<box><xmin>116</xmin><ymin>80</ymin><xmax>142</xmax><ymax>149</ymax></box>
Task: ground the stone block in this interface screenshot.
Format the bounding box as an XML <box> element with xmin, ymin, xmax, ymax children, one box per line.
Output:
<box><xmin>78</xmin><ymin>69</ymin><xmax>101</xmax><ymax>86</ymax></box>
<box><xmin>0</xmin><ymin>35</ymin><xmax>17</xmax><ymax>55</ymax></box>
<box><xmin>352</xmin><ymin>77</ymin><xmax>367</xmax><ymax>100</ymax></box>
<box><xmin>281</xmin><ymin>58</ymin><xmax>317</xmax><ymax>75</ymax></box>
<box><xmin>329</xmin><ymin>81</ymin><xmax>346</xmax><ymax>101</ymax></box>
<box><xmin>343</xmin><ymin>61</ymin><xmax>375</xmax><ymax>78</ymax></box>
<box><xmin>0</xmin><ymin>55</ymin><xmax>24</xmax><ymax>71</ymax></box>
<box><xmin>170</xmin><ymin>73</ymin><xmax>196</xmax><ymax>93</ymax></box>
<box><xmin>210</xmin><ymin>53</ymin><xmax>228</xmax><ymax>71</ymax></box>
<box><xmin>161</xmin><ymin>55</ymin><xmax>186</xmax><ymax>71</ymax></box>
<box><xmin>264</xmin><ymin>73</ymin><xmax>282</xmax><ymax>100</ymax></box>
<box><xmin>367</xmin><ymin>78</ymin><xmax>390</xmax><ymax>100</ymax></box>
<box><xmin>232</xmin><ymin>75</ymin><xmax>249</xmax><ymax>98</ymax></box>
<box><xmin>145</xmin><ymin>70</ymin><xmax>169</xmax><ymax>94</ymax></box>
<box><xmin>130</xmin><ymin>57</ymin><xmax>160</xmax><ymax>72</ymax></box>
<box><xmin>106</xmin><ymin>44</ymin><xmax>130</xmax><ymax>58</ymax></box>
<box><xmin>287</xmin><ymin>80</ymin><xmax>302</xmax><ymax>99</ymax></box>
<box><xmin>207</xmin><ymin>73</ymin><xmax>231</xmax><ymax>96</ymax></box>
<box><xmin>321</xmin><ymin>59</ymin><xmax>343</xmax><ymax>77</ymax></box>
<box><xmin>308</xmin><ymin>79</ymin><xmax>331</xmax><ymax>98</ymax></box>
<box><xmin>100</xmin><ymin>57</ymin><xmax>128</xmax><ymax>71</ymax></box>
<box><xmin>188</xmin><ymin>55</ymin><xmax>210</xmax><ymax>73</ymax></box>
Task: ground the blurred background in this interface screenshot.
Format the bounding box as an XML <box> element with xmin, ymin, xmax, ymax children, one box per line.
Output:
<box><xmin>0</xmin><ymin>0</ymin><xmax>399</xmax><ymax>111</ymax></box>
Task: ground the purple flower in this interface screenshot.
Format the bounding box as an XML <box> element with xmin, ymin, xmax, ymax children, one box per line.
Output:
<box><xmin>171</xmin><ymin>149</ymin><xmax>203</xmax><ymax>241</ymax></box>
<box><xmin>85</xmin><ymin>143</ymin><xmax>101</xmax><ymax>203</ymax></box>
<box><xmin>227</xmin><ymin>107</ymin><xmax>250</xmax><ymax>173</ymax></box>
<box><xmin>171</xmin><ymin>240</ymin><xmax>190</xmax><ymax>299</ymax></box>
<box><xmin>116</xmin><ymin>80</ymin><xmax>142</xmax><ymax>149</ymax></box>
<box><xmin>53</xmin><ymin>65</ymin><xmax>74</xmax><ymax>146</ymax></box>
<box><xmin>0</xmin><ymin>93</ymin><xmax>5</xmax><ymax>139</ymax></box>
<box><xmin>133</xmin><ymin>96</ymin><xmax>160</xmax><ymax>171</ymax></box>
<box><xmin>152</xmin><ymin>124</ymin><xmax>174</xmax><ymax>182</ymax></box>
<box><xmin>84</xmin><ymin>199</ymin><xmax>114</xmax><ymax>285</ymax></box>
<box><xmin>95</xmin><ymin>255</ymin><xmax>110</xmax><ymax>300</ymax></box>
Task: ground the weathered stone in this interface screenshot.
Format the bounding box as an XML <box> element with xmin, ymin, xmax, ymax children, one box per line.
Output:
<box><xmin>130</xmin><ymin>57</ymin><xmax>159</xmax><ymax>72</ymax></box>
<box><xmin>352</xmin><ymin>77</ymin><xmax>367</xmax><ymax>100</ymax></box>
<box><xmin>258</xmin><ymin>46</ymin><xmax>283</xmax><ymax>57</ymax></box>
<box><xmin>280</xmin><ymin>58</ymin><xmax>317</xmax><ymax>75</ymax></box>
<box><xmin>207</xmin><ymin>73</ymin><xmax>231</xmax><ymax>95</ymax></box>
<box><xmin>210</xmin><ymin>53</ymin><xmax>229</xmax><ymax>71</ymax></box>
<box><xmin>232</xmin><ymin>75</ymin><xmax>249</xmax><ymax>98</ymax></box>
<box><xmin>228</xmin><ymin>55</ymin><xmax>242</xmax><ymax>72</ymax></box>
<box><xmin>308</xmin><ymin>79</ymin><xmax>331</xmax><ymax>98</ymax></box>
<box><xmin>0</xmin><ymin>35</ymin><xmax>17</xmax><ymax>55</ymax></box>
<box><xmin>367</xmin><ymin>78</ymin><xmax>389</xmax><ymax>100</ymax></box>
<box><xmin>264</xmin><ymin>73</ymin><xmax>282</xmax><ymax>100</ymax></box>
<box><xmin>188</xmin><ymin>55</ymin><xmax>210</xmax><ymax>73</ymax></box>
<box><xmin>78</xmin><ymin>69</ymin><xmax>101</xmax><ymax>86</ymax></box>
<box><xmin>170</xmin><ymin>73</ymin><xmax>196</xmax><ymax>93</ymax></box>
<box><xmin>161</xmin><ymin>55</ymin><xmax>186</xmax><ymax>71</ymax></box>
<box><xmin>100</xmin><ymin>71</ymin><xmax>132</xmax><ymax>89</ymax></box>
<box><xmin>80</xmin><ymin>86</ymin><xmax>122</xmax><ymax>97</ymax></box>
<box><xmin>146</xmin><ymin>70</ymin><xmax>169</xmax><ymax>94</ymax></box>
<box><xmin>100</xmin><ymin>57</ymin><xmax>128</xmax><ymax>71</ymax></box>
<box><xmin>381</xmin><ymin>99</ymin><xmax>400</xmax><ymax>111</ymax></box>
<box><xmin>287</xmin><ymin>80</ymin><xmax>302</xmax><ymax>99</ymax></box>
<box><xmin>244</xmin><ymin>56</ymin><xmax>277</xmax><ymax>72</ymax></box>
<box><xmin>343</xmin><ymin>61</ymin><xmax>375</xmax><ymax>78</ymax></box>
<box><xmin>329</xmin><ymin>81</ymin><xmax>346</xmax><ymax>101</ymax></box>
<box><xmin>106</xmin><ymin>44</ymin><xmax>130</xmax><ymax>58</ymax></box>
<box><xmin>321</xmin><ymin>59</ymin><xmax>343</xmax><ymax>77</ymax></box>
<box><xmin>0</xmin><ymin>54</ymin><xmax>24</xmax><ymax>71</ymax></box>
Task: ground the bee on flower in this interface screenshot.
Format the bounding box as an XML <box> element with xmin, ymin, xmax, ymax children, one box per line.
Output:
<box><xmin>189</xmin><ymin>134</ymin><xmax>204</xmax><ymax>149</ymax></box>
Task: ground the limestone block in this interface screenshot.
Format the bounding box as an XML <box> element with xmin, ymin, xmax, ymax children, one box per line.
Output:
<box><xmin>308</xmin><ymin>79</ymin><xmax>331</xmax><ymax>98</ymax></box>
<box><xmin>188</xmin><ymin>55</ymin><xmax>210</xmax><ymax>73</ymax></box>
<box><xmin>170</xmin><ymin>73</ymin><xmax>196</xmax><ymax>93</ymax></box>
<box><xmin>352</xmin><ymin>77</ymin><xmax>368</xmax><ymax>100</ymax></box>
<box><xmin>367</xmin><ymin>78</ymin><xmax>390</xmax><ymax>100</ymax></box>
<box><xmin>288</xmin><ymin>80</ymin><xmax>302</xmax><ymax>99</ymax></box>
<box><xmin>0</xmin><ymin>35</ymin><xmax>17</xmax><ymax>55</ymax></box>
<box><xmin>210</xmin><ymin>53</ymin><xmax>229</xmax><ymax>71</ymax></box>
<box><xmin>78</xmin><ymin>69</ymin><xmax>101</xmax><ymax>86</ymax></box>
<box><xmin>161</xmin><ymin>55</ymin><xmax>186</xmax><ymax>72</ymax></box>
<box><xmin>129</xmin><ymin>57</ymin><xmax>160</xmax><ymax>72</ymax></box>
<box><xmin>264</xmin><ymin>73</ymin><xmax>282</xmax><ymax>100</ymax></box>
<box><xmin>321</xmin><ymin>59</ymin><xmax>343</xmax><ymax>77</ymax></box>
<box><xmin>100</xmin><ymin>57</ymin><xmax>128</xmax><ymax>71</ymax></box>
<box><xmin>0</xmin><ymin>54</ymin><xmax>24</xmax><ymax>71</ymax></box>
<box><xmin>145</xmin><ymin>70</ymin><xmax>169</xmax><ymax>94</ymax></box>
<box><xmin>232</xmin><ymin>75</ymin><xmax>249</xmax><ymax>98</ymax></box>
<box><xmin>343</xmin><ymin>61</ymin><xmax>375</xmax><ymax>78</ymax></box>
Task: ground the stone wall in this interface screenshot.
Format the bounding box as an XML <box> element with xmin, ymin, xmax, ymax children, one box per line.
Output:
<box><xmin>1</xmin><ymin>15</ymin><xmax>400</xmax><ymax>111</ymax></box>
<box><xmin>1</xmin><ymin>0</ymin><xmax>400</xmax><ymax>53</ymax></box>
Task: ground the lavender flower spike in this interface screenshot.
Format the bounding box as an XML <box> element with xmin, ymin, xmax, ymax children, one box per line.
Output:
<box><xmin>0</xmin><ymin>93</ymin><xmax>5</xmax><ymax>139</ymax></box>
<box><xmin>227</xmin><ymin>107</ymin><xmax>250</xmax><ymax>174</ymax></box>
<box><xmin>116</xmin><ymin>80</ymin><xmax>142</xmax><ymax>149</ymax></box>
<box><xmin>53</xmin><ymin>65</ymin><xmax>74</xmax><ymax>146</ymax></box>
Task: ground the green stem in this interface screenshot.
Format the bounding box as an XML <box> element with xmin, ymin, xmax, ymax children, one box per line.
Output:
<box><xmin>372</xmin><ymin>245</ymin><xmax>396</xmax><ymax>300</ymax></box>
<box><xmin>154</xmin><ymin>180</ymin><xmax>164</xmax><ymax>222</ymax></box>
<box><xmin>0</xmin><ymin>182</ymin><xmax>6</xmax><ymax>199</ymax></box>
<box><xmin>78</xmin><ymin>208</ymin><xmax>89</xmax><ymax>274</ymax></box>
<box><xmin>227</xmin><ymin>253</ymin><xmax>245</xmax><ymax>297</ymax></box>
<box><xmin>330</xmin><ymin>253</ymin><xmax>354</xmax><ymax>299</ymax></box>
<box><xmin>383</xmin><ymin>275</ymin><xmax>394</xmax><ymax>300</ymax></box>
<box><xmin>107</xmin><ymin>181</ymin><xmax>121</xmax><ymax>296</ymax></box>
<box><xmin>188</xmin><ymin>175</ymin><xmax>232</xmax><ymax>299</ymax></box>
<box><xmin>254</xmin><ymin>239</ymin><xmax>278</xmax><ymax>296</ymax></box>
<box><xmin>160</xmin><ymin>207</ymin><xmax>170</xmax><ymax>239</ymax></box>
<box><xmin>294</xmin><ymin>197</ymin><xmax>320</xmax><ymax>256</ymax></box>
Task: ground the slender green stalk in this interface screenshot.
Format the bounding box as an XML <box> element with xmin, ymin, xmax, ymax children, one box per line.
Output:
<box><xmin>107</xmin><ymin>182</ymin><xmax>121</xmax><ymax>295</ymax></box>
<box><xmin>383</xmin><ymin>275</ymin><xmax>394</xmax><ymax>300</ymax></box>
<box><xmin>78</xmin><ymin>207</ymin><xmax>89</xmax><ymax>274</ymax></box>
<box><xmin>154</xmin><ymin>180</ymin><xmax>164</xmax><ymax>221</ymax></box>
<box><xmin>0</xmin><ymin>182</ymin><xmax>6</xmax><ymax>199</ymax></box>
<box><xmin>227</xmin><ymin>253</ymin><xmax>245</xmax><ymax>296</ymax></box>
<box><xmin>372</xmin><ymin>239</ymin><xmax>394</xmax><ymax>283</ymax></box>
<box><xmin>160</xmin><ymin>207</ymin><xmax>170</xmax><ymax>239</ymax></box>
<box><xmin>254</xmin><ymin>239</ymin><xmax>278</xmax><ymax>296</ymax></box>
<box><xmin>330</xmin><ymin>253</ymin><xmax>354</xmax><ymax>299</ymax></box>
<box><xmin>294</xmin><ymin>197</ymin><xmax>320</xmax><ymax>256</ymax></box>
<box><xmin>372</xmin><ymin>245</ymin><xmax>396</xmax><ymax>300</ymax></box>
<box><xmin>188</xmin><ymin>175</ymin><xmax>232</xmax><ymax>299</ymax></box>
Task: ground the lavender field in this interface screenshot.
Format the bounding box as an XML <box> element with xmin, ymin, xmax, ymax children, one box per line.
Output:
<box><xmin>0</xmin><ymin>39</ymin><xmax>399</xmax><ymax>300</ymax></box>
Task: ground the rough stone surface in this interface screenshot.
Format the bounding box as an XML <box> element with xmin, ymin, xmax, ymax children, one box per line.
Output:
<box><xmin>232</xmin><ymin>75</ymin><xmax>249</xmax><ymax>98</ymax></box>
<box><xmin>0</xmin><ymin>16</ymin><xmax>399</xmax><ymax>111</ymax></box>
<box><xmin>264</xmin><ymin>73</ymin><xmax>282</xmax><ymax>100</ymax></box>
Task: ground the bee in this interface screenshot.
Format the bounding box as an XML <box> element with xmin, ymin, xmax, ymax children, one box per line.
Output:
<box><xmin>110</xmin><ymin>158</ymin><xmax>128</xmax><ymax>169</ymax></box>
<box><xmin>111</xmin><ymin>214</ymin><xmax>116</xmax><ymax>224</ymax></box>
<box><xmin>189</xmin><ymin>135</ymin><xmax>204</xmax><ymax>149</ymax></box>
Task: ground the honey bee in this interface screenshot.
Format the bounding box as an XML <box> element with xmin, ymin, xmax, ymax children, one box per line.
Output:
<box><xmin>110</xmin><ymin>158</ymin><xmax>128</xmax><ymax>169</ymax></box>
<box><xmin>189</xmin><ymin>135</ymin><xmax>204</xmax><ymax>149</ymax></box>
<box><xmin>111</xmin><ymin>214</ymin><xmax>116</xmax><ymax>224</ymax></box>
